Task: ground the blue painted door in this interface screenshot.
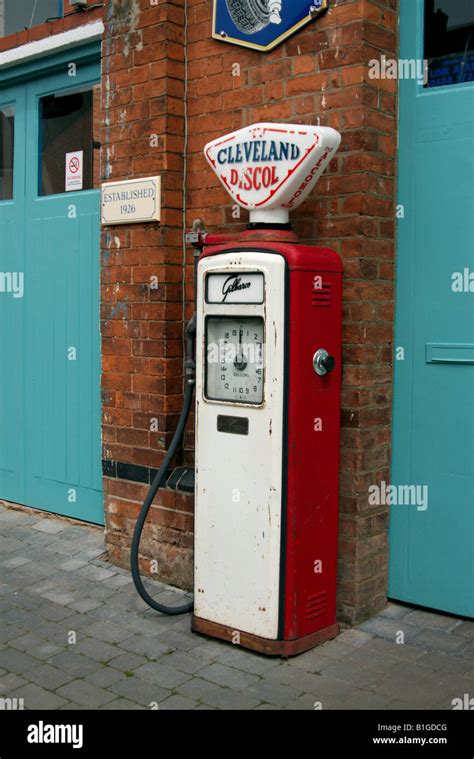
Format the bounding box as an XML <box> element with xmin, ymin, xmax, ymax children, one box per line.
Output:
<box><xmin>0</xmin><ymin>62</ymin><xmax>103</xmax><ymax>524</ymax></box>
<box><xmin>390</xmin><ymin>0</ymin><xmax>474</xmax><ymax>616</ymax></box>
<box><xmin>0</xmin><ymin>86</ymin><xmax>27</xmax><ymax>505</ymax></box>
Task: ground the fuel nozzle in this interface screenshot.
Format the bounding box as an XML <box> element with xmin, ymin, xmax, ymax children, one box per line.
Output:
<box><xmin>184</xmin><ymin>219</ymin><xmax>207</xmax><ymax>386</ymax></box>
<box><xmin>185</xmin><ymin>314</ymin><xmax>197</xmax><ymax>385</ymax></box>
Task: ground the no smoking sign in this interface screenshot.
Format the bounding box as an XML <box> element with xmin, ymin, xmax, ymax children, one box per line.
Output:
<box><xmin>65</xmin><ymin>150</ymin><xmax>84</xmax><ymax>192</ymax></box>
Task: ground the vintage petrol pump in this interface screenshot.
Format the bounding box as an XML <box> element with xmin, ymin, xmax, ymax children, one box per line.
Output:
<box><xmin>192</xmin><ymin>124</ymin><xmax>343</xmax><ymax>655</ymax></box>
<box><xmin>132</xmin><ymin>123</ymin><xmax>343</xmax><ymax>656</ymax></box>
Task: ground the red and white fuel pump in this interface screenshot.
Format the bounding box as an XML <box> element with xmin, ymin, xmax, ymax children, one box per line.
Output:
<box><xmin>132</xmin><ymin>122</ymin><xmax>342</xmax><ymax>657</ymax></box>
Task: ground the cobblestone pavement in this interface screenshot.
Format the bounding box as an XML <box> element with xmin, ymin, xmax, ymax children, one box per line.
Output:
<box><xmin>0</xmin><ymin>503</ymin><xmax>473</xmax><ymax>710</ymax></box>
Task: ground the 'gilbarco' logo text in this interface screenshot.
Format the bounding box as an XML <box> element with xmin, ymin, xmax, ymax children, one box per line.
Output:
<box><xmin>222</xmin><ymin>275</ymin><xmax>252</xmax><ymax>302</ymax></box>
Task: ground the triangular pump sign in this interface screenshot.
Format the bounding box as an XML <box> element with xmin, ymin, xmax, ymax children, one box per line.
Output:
<box><xmin>205</xmin><ymin>123</ymin><xmax>341</xmax><ymax>224</ymax></box>
<box><xmin>212</xmin><ymin>0</ymin><xmax>329</xmax><ymax>52</ymax></box>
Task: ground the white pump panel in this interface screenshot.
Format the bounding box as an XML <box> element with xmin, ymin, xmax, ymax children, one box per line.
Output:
<box><xmin>194</xmin><ymin>252</ymin><xmax>286</xmax><ymax>639</ymax></box>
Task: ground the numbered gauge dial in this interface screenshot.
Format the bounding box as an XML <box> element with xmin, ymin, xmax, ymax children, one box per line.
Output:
<box><xmin>205</xmin><ymin>316</ymin><xmax>265</xmax><ymax>404</ymax></box>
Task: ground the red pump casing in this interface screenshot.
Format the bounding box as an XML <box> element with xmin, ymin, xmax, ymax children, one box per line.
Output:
<box><xmin>192</xmin><ymin>229</ymin><xmax>342</xmax><ymax>656</ymax></box>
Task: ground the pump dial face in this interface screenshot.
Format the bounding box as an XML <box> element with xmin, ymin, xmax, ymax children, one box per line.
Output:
<box><xmin>205</xmin><ymin>316</ymin><xmax>264</xmax><ymax>404</ymax></box>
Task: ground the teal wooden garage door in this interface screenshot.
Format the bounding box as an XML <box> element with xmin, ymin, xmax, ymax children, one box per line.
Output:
<box><xmin>389</xmin><ymin>0</ymin><xmax>474</xmax><ymax>616</ymax></box>
<box><xmin>0</xmin><ymin>57</ymin><xmax>103</xmax><ymax>524</ymax></box>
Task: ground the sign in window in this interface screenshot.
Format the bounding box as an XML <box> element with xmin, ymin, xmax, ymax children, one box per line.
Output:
<box><xmin>39</xmin><ymin>86</ymin><xmax>100</xmax><ymax>197</ymax></box>
<box><xmin>0</xmin><ymin>106</ymin><xmax>14</xmax><ymax>201</ymax></box>
<box><xmin>425</xmin><ymin>0</ymin><xmax>474</xmax><ymax>87</ymax></box>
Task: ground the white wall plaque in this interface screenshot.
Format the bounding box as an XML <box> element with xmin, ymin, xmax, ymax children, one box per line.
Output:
<box><xmin>101</xmin><ymin>176</ymin><xmax>161</xmax><ymax>225</ymax></box>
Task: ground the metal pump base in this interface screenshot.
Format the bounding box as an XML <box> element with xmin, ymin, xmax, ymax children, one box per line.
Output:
<box><xmin>192</xmin><ymin>615</ymin><xmax>339</xmax><ymax>657</ymax></box>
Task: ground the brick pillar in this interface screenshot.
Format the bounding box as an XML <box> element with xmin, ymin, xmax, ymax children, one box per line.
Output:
<box><xmin>100</xmin><ymin>0</ymin><xmax>194</xmax><ymax>589</ymax></box>
<box><xmin>185</xmin><ymin>0</ymin><xmax>399</xmax><ymax>624</ymax></box>
<box><xmin>333</xmin><ymin>0</ymin><xmax>398</xmax><ymax>624</ymax></box>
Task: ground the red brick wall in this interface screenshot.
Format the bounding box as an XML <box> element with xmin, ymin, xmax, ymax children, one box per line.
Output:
<box><xmin>100</xmin><ymin>0</ymin><xmax>399</xmax><ymax>624</ymax></box>
<box><xmin>100</xmin><ymin>0</ymin><xmax>194</xmax><ymax>589</ymax></box>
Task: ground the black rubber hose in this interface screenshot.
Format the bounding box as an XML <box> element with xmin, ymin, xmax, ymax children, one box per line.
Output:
<box><xmin>130</xmin><ymin>381</ymin><xmax>195</xmax><ymax>615</ymax></box>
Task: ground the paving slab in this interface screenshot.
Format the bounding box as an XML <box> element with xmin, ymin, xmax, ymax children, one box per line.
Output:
<box><xmin>117</xmin><ymin>634</ymin><xmax>173</xmax><ymax>659</ymax></box>
<box><xmin>56</xmin><ymin>679</ymin><xmax>117</xmax><ymax>708</ymax></box>
<box><xmin>132</xmin><ymin>661</ymin><xmax>191</xmax><ymax>689</ymax></box>
<box><xmin>48</xmin><ymin>651</ymin><xmax>103</xmax><ymax>678</ymax></box>
<box><xmin>412</xmin><ymin>628</ymin><xmax>471</xmax><ymax>654</ymax></box>
<box><xmin>108</xmin><ymin>652</ymin><xmax>147</xmax><ymax>673</ymax></box>
<box><xmin>1</xmin><ymin>556</ymin><xmax>32</xmax><ymax>569</ymax></box>
<box><xmin>108</xmin><ymin>676</ymin><xmax>170</xmax><ymax>706</ymax></box>
<box><xmin>247</xmin><ymin>678</ymin><xmax>303</xmax><ymax>707</ymax></box>
<box><xmin>405</xmin><ymin>609</ymin><xmax>463</xmax><ymax>632</ymax></box>
<box><xmin>9</xmin><ymin>633</ymin><xmax>44</xmax><ymax>652</ymax></box>
<box><xmin>159</xmin><ymin>694</ymin><xmax>198</xmax><ymax>710</ymax></box>
<box><xmin>198</xmin><ymin>662</ymin><xmax>259</xmax><ymax>690</ymax></box>
<box><xmin>177</xmin><ymin>677</ymin><xmax>261</xmax><ymax>710</ymax></box>
<box><xmin>455</xmin><ymin>621</ymin><xmax>474</xmax><ymax>638</ymax></box>
<box><xmin>319</xmin><ymin>660</ymin><xmax>385</xmax><ymax>690</ymax></box>
<box><xmin>0</xmin><ymin>648</ymin><xmax>40</xmax><ymax>675</ymax></box>
<box><xmin>25</xmin><ymin>663</ymin><xmax>74</xmax><ymax>690</ymax></box>
<box><xmin>361</xmin><ymin>636</ymin><xmax>427</xmax><ymax>662</ymax></box>
<box><xmin>31</xmin><ymin>519</ymin><xmax>66</xmax><ymax>535</ymax></box>
<box><xmin>84</xmin><ymin>666</ymin><xmax>125</xmax><ymax>689</ymax></box>
<box><xmin>10</xmin><ymin>683</ymin><xmax>67</xmax><ymax>709</ymax></box>
<box><xmin>100</xmin><ymin>698</ymin><xmax>146</xmax><ymax>710</ymax></box>
<box><xmin>74</xmin><ymin>637</ymin><xmax>123</xmax><ymax>663</ymax></box>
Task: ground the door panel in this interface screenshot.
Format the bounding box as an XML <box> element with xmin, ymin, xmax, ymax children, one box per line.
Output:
<box><xmin>0</xmin><ymin>62</ymin><xmax>103</xmax><ymax>524</ymax></box>
<box><xmin>389</xmin><ymin>0</ymin><xmax>474</xmax><ymax>616</ymax></box>
<box><xmin>0</xmin><ymin>87</ymin><xmax>26</xmax><ymax>504</ymax></box>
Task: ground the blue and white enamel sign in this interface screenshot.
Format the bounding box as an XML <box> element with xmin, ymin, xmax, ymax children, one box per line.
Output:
<box><xmin>212</xmin><ymin>0</ymin><xmax>329</xmax><ymax>52</ymax></box>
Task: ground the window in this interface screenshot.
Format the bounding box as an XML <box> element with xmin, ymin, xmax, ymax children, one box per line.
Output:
<box><xmin>39</xmin><ymin>86</ymin><xmax>101</xmax><ymax>196</ymax></box>
<box><xmin>0</xmin><ymin>0</ymin><xmax>62</xmax><ymax>37</ymax></box>
<box><xmin>0</xmin><ymin>106</ymin><xmax>14</xmax><ymax>201</ymax></box>
<box><xmin>425</xmin><ymin>0</ymin><xmax>474</xmax><ymax>87</ymax></box>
